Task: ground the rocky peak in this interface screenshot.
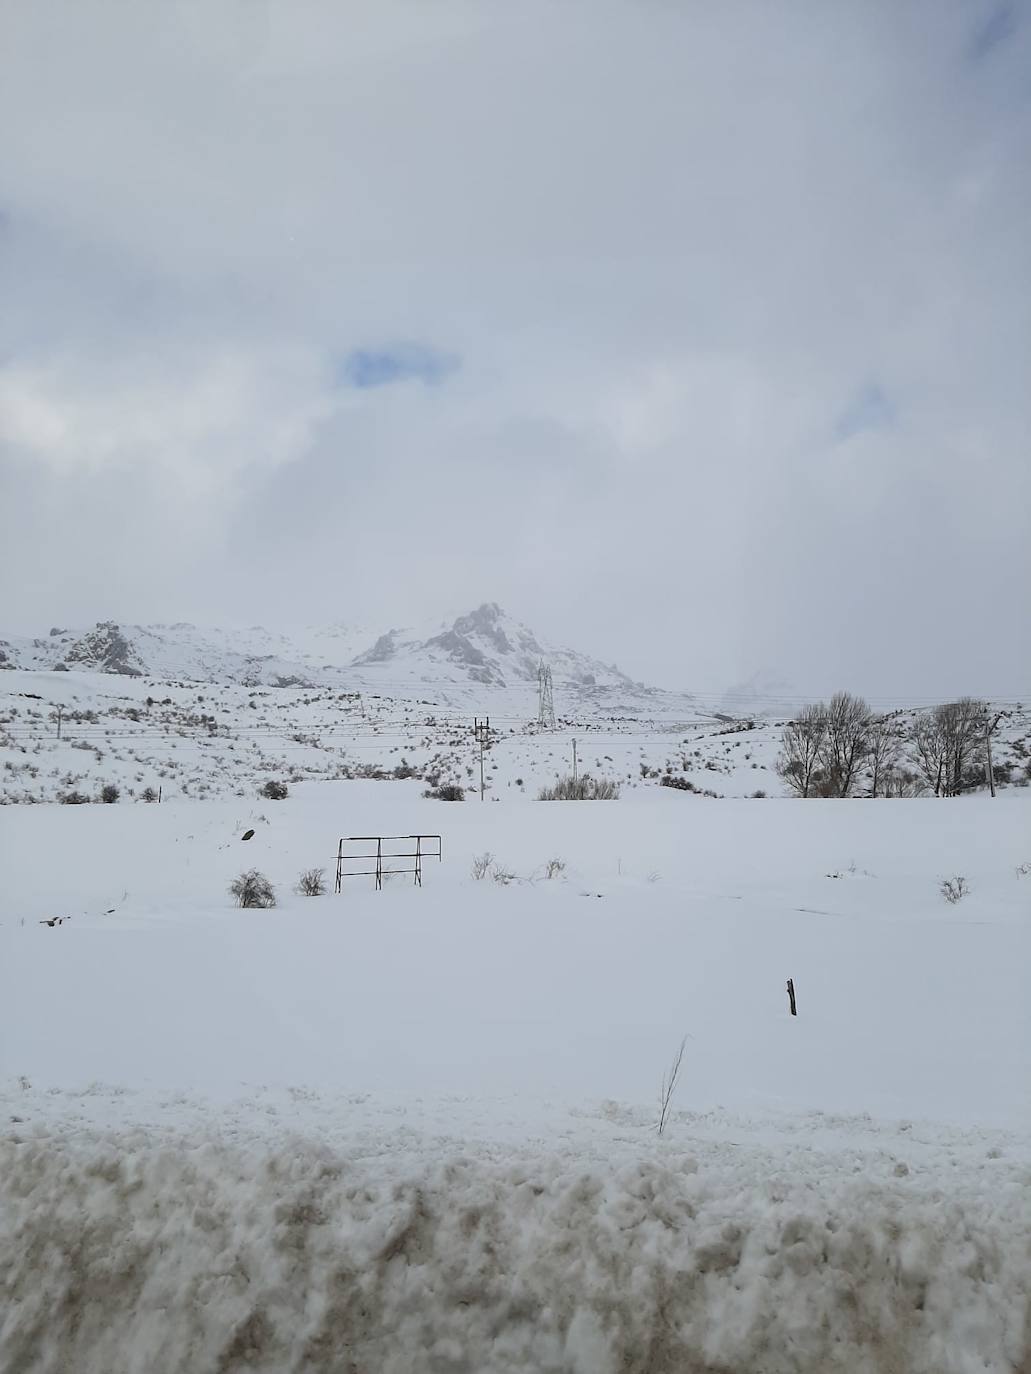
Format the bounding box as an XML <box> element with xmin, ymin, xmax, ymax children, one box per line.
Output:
<box><xmin>65</xmin><ymin>621</ymin><xmax>144</xmax><ymax>676</ymax></box>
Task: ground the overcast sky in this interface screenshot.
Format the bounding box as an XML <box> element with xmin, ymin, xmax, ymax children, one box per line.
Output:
<box><xmin>1</xmin><ymin>1</ymin><xmax>1028</xmax><ymax>697</ymax></box>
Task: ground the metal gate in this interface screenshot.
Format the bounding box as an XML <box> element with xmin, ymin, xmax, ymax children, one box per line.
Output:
<box><xmin>334</xmin><ymin>834</ymin><xmax>442</xmax><ymax>892</ymax></box>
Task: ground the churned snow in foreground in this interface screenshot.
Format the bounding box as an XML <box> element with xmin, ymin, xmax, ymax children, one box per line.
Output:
<box><xmin>1</xmin><ymin>785</ymin><xmax>1029</xmax><ymax>1372</ymax></box>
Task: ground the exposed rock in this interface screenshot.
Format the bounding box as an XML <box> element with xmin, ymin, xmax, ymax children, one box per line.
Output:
<box><xmin>65</xmin><ymin>622</ymin><xmax>145</xmax><ymax>676</ymax></box>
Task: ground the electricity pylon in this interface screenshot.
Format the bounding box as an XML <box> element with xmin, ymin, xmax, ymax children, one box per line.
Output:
<box><xmin>537</xmin><ymin>661</ymin><xmax>556</xmax><ymax>729</ymax></box>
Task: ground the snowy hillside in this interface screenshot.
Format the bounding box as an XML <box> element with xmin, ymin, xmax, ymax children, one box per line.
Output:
<box><xmin>1</xmin><ymin>662</ymin><xmax>1028</xmax><ymax>806</ymax></box>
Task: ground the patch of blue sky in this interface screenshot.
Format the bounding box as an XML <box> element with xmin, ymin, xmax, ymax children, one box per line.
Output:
<box><xmin>336</xmin><ymin>343</ymin><xmax>459</xmax><ymax>389</ymax></box>
<box><xmin>966</xmin><ymin>3</ymin><xmax>1017</xmax><ymax>62</ymax></box>
<box><xmin>833</xmin><ymin>383</ymin><xmax>896</xmax><ymax>443</ymax></box>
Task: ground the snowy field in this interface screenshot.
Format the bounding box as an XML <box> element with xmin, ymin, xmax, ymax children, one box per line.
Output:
<box><xmin>2</xmin><ymin>783</ymin><xmax>1030</xmax><ymax>1371</ymax></box>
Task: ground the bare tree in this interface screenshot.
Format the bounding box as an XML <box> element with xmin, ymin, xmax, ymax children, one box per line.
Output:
<box><xmin>816</xmin><ymin>691</ymin><xmax>873</xmax><ymax>797</ymax></box>
<box><xmin>867</xmin><ymin>714</ymin><xmax>904</xmax><ymax>798</ymax></box>
<box><xmin>910</xmin><ymin>709</ymin><xmax>947</xmax><ymax>796</ymax></box>
<box><xmin>942</xmin><ymin>698</ymin><xmax>988</xmax><ymax>795</ymax></box>
<box><xmin>776</xmin><ymin>704</ymin><xmax>828</xmax><ymax>797</ymax></box>
<box><xmin>879</xmin><ymin>765</ymin><xmax>926</xmax><ymax>798</ymax></box>
<box><xmin>909</xmin><ymin>699</ymin><xmax>987</xmax><ymax>797</ymax></box>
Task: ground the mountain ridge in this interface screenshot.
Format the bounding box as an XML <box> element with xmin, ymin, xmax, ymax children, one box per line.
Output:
<box><xmin>0</xmin><ymin>603</ymin><xmax>656</xmax><ymax>700</ymax></box>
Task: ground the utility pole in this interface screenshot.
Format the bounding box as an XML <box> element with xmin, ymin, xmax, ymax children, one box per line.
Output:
<box><xmin>56</xmin><ymin>706</ymin><xmax>62</xmax><ymax>740</ymax></box>
<box><xmin>985</xmin><ymin>711</ymin><xmax>1003</xmax><ymax>797</ymax></box>
<box><xmin>474</xmin><ymin>717</ymin><xmax>491</xmax><ymax>801</ymax></box>
<box><xmin>572</xmin><ymin>738</ymin><xmax>577</xmax><ymax>785</ymax></box>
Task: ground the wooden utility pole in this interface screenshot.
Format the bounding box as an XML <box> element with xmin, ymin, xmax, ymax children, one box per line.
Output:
<box><xmin>985</xmin><ymin>711</ymin><xmax>1003</xmax><ymax>797</ymax></box>
<box><xmin>56</xmin><ymin>706</ymin><xmax>62</xmax><ymax>740</ymax></box>
<box><xmin>474</xmin><ymin>717</ymin><xmax>490</xmax><ymax>801</ymax></box>
<box><xmin>572</xmin><ymin>738</ymin><xmax>578</xmax><ymax>785</ymax></box>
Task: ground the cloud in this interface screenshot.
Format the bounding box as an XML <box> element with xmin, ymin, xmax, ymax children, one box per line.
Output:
<box><xmin>0</xmin><ymin>1</ymin><xmax>1028</xmax><ymax>696</ymax></box>
<box><xmin>0</xmin><ymin>346</ymin><xmax>334</xmax><ymax>495</ymax></box>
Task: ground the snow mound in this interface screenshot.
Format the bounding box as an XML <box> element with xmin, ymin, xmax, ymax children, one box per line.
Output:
<box><xmin>2</xmin><ymin>1108</ymin><xmax>1028</xmax><ymax>1374</ymax></box>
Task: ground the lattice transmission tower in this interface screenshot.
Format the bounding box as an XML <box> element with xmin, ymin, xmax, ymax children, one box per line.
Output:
<box><xmin>537</xmin><ymin>661</ymin><xmax>556</xmax><ymax>729</ymax></box>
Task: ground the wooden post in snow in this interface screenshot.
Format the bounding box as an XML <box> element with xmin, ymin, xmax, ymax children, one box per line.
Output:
<box><xmin>786</xmin><ymin>978</ymin><xmax>797</xmax><ymax>1016</ymax></box>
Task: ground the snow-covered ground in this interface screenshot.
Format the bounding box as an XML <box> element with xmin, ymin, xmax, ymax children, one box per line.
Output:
<box><xmin>2</xmin><ymin>784</ymin><xmax>1029</xmax><ymax>1371</ymax></box>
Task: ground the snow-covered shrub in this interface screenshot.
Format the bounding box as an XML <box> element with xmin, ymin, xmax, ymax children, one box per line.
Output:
<box><xmin>260</xmin><ymin>780</ymin><xmax>288</xmax><ymax>801</ymax></box>
<box><xmin>424</xmin><ymin>784</ymin><xmax>464</xmax><ymax>801</ymax></box>
<box><xmin>100</xmin><ymin>782</ymin><xmax>120</xmax><ymax>804</ymax></box>
<box><xmin>139</xmin><ymin>786</ymin><xmax>159</xmax><ymax>803</ymax></box>
<box><xmin>296</xmin><ymin>868</ymin><xmax>326</xmax><ymax>897</ymax></box>
<box><xmin>230</xmin><ymin>870</ymin><xmax>276</xmax><ymax>909</ymax></box>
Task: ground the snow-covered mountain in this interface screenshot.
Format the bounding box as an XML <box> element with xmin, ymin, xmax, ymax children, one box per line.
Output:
<box><xmin>352</xmin><ymin>603</ymin><xmax>636</xmax><ymax>691</ymax></box>
<box><xmin>0</xmin><ymin>621</ymin><xmax>370</xmax><ymax>688</ymax></box>
<box><xmin>0</xmin><ymin>604</ymin><xmax>657</xmax><ymax>701</ymax></box>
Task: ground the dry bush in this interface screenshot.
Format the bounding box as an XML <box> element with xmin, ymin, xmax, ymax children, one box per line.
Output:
<box><xmin>260</xmin><ymin>780</ymin><xmax>289</xmax><ymax>801</ymax></box>
<box><xmin>471</xmin><ymin>852</ymin><xmax>494</xmax><ymax>880</ymax></box>
<box><xmin>230</xmin><ymin>869</ymin><xmax>276</xmax><ymax>909</ymax></box>
<box><xmin>660</xmin><ymin>775</ymin><xmax>696</xmax><ymax>793</ymax></box>
<box><xmin>471</xmin><ymin>851</ymin><xmax>518</xmax><ymax>884</ymax></box>
<box><xmin>539</xmin><ymin>774</ymin><xmax>620</xmax><ymax>801</ymax></box>
<box><xmin>657</xmin><ymin>1035</ymin><xmax>687</xmax><ymax>1137</ymax></box>
<box><xmin>544</xmin><ymin>858</ymin><xmax>566</xmax><ymax>879</ymax></box>
<box><xmin>424</xmin><ymin>783</ymin><xmax>465</xmax><ymax>801</ymax></box>
<box><xmin>296</xmin><ymin>867</ymin><xmax>326</xmax><ymax>897</ymax></box>
<box><xmin>939</xmin><ymin>875</ymin><xmax>969</xmax><ymax>905</ymax></box>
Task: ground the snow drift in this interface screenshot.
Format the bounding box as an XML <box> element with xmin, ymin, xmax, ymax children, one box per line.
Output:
<box><xmin>2</xmin><ymin>1106</ymin><xmax>1029</xmax><ymax>1374</ymax></box>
